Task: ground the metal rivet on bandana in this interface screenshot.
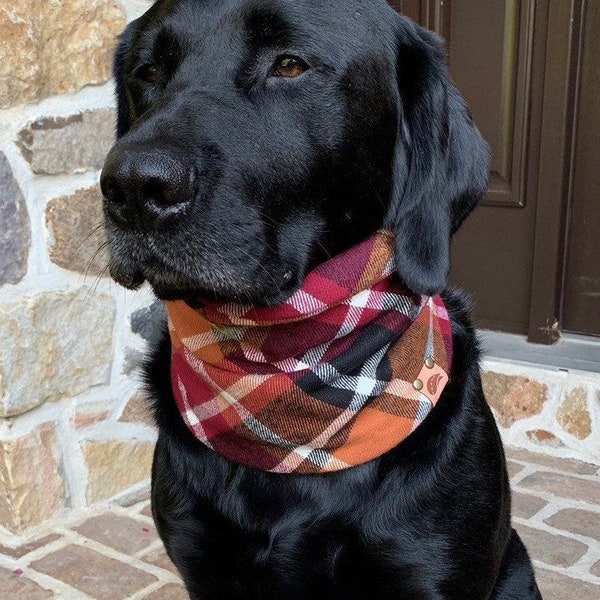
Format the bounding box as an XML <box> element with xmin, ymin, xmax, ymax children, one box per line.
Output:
<box><xmin>413</xmin><ymin>379</ymin><xmax>424</xmax><ymax>391</ymax></box>
<box><xmin>425</xmin><ymin>357</ymin><xmax>435</xmax><ymax>369</ymax></box>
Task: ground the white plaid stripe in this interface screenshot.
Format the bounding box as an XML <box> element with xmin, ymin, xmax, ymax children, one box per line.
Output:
<box><xmin>424</xmin><ymin>296</ymin><xmax>449</xmax><ymax>364</ymax></box>
<box><xmin>346</xmin><ymin>289</ymin><xmax>373</xmax><ymax>309</ymax></box>
<box><xmin>215</xmin><ymin>303</ymin><xmax>257</xmax><ymax>325</ymax></box>
<box><xmin>272</xmin><ymin>447</ymin><xmax>350</xmax><ymax>473</ymax></box>
<box><xmin>178</xmin><ymin>375</ymin><xmax>213</xmax><ymax>448</ymax></box>
<box><xmin>289</xmin><ymin>289</ymin><xmax>328</xmax><ymax>314</ymax></box>
<box><xmin>413</xmin><ymin>395</ymin><xmax>434</xmax><ymax>423</ymax></box>
<box><xmin>312</xmin><ymin>344</ymin><xmax>389</xmax><ymax>402</ymax></box>
<box><xmin>385</xmin><ymin>378</ymin><xmax>422</xmax><ymax>399</ymax></box>
<box><xmin>298</xmin><ymin>341</ymin><xmax>333</xmax><ymax>372</ymax></box>
<box><xmin>273</xmin><ymin>357</ymin><xmax>312</xmax><ymax>373</ymax></box>
<box><xmin>337</xmin><ymin>289</ymin><xmax>417</xmax><ymax>340</ymax></box>
<box><xmin>239</xmin><ymin>343</ymin><xmax>267</xmax><ymax>363</ymax></box>
<box><xmin>182</xmin><ymin>326</ymin><xmax>245</xmax><ymax>352</ymax></box>
<box><xmin>334</xmin><ymin>303</ymin><xmax>365</xmax><ymax>339</ymax></box>
<box><xmin>382</xmin><ymin>256</ymin><xmax>395</xmax><ymax>277</ymax></box>
<box><xmin>426</xmin><ymin>297</ymin><xmax>435</xmax><ymax>359</ymax></box>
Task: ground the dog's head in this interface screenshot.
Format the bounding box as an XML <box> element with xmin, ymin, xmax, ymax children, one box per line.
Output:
<box><xmin>101</xmin><ymin>0</ymin><xmax>489</xmax><ymax>304</ymax></box>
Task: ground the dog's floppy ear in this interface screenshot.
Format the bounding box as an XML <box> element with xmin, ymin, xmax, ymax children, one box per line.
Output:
<box><xmin>385</xmin><ymin>19</ymin><xmax>490</xmax><ymax>296</ymax></box>
<box><xmin>113</xmin><ymin>21</ymin><xmax>140</xmax><ymax>138</ymax></box>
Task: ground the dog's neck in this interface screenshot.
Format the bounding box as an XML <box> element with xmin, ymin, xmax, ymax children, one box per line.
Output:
<box><xmin>166</xmin><ymin>231</ymin><xmax>452</xmax><ymax>474</ymax></box>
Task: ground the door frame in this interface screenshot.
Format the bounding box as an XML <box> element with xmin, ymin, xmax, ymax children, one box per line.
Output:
<box><xmin>527</xmin><ymin>0</ymin><xmax>584</xmax><ymax>344</ymax></box>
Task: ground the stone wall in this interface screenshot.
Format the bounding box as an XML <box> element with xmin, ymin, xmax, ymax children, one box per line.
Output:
<box><xmin>483</xmin><ymin>359</ymin><xmax>600</xmax><ymax>466</ymax></box>
<box><xmin>0</xmin><ymin>0</ymin><xmax>155</xmax><ymax>538</ymax></box>
<box><xmin>0</xmin><ymin>0</ymin><xmax>599</xmax><ymax>541</ymax></box>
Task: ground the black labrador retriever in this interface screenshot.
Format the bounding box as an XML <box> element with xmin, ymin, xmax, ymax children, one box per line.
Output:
<box><xmin>100</xmin><ymin>1</ymin><xmax>542</xmax><ymax>598</ymax></box>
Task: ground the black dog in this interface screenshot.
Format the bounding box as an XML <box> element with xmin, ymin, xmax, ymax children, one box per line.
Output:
<box><xmin>101</xmin><ymin>1</ymin><xmax>542</xmax><ymax>598</ymax></box>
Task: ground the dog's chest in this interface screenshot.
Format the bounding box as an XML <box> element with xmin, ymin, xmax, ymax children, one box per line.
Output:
<box><xmin>175</xmin><ymin>503</ymin><xmax>437</xmax><ymax>600</ymax></box>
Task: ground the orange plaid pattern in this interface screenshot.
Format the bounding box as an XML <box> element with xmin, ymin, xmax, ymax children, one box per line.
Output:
<box><xmin>167</xmin><ymin>231</ymin><xmax>452</xmax><ymax>474</ymax></box>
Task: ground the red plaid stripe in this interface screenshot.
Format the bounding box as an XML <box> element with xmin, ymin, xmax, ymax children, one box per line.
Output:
<box><xmin>167</xmin><ymin>231</ymin><xmax>453</xmax><ymax>474</ymax></box>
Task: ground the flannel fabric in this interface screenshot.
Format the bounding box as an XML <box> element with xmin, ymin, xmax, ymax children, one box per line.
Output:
<box><xmin>166</xmin><ymin>230</ymin><xmax>453</xmax><ymax>474</ymax></box>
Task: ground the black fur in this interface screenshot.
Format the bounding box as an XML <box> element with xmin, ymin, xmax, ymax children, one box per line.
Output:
<box><xmin>101</xmin><ymin>1</ymin><xmax>542</xmax><ymax>598</ymax></box>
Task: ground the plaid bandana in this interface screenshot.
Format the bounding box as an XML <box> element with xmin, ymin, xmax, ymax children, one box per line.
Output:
<box><xmin>166</xmin><ymin>231</ymin><xmax>452</xmax><ymax>474</ymax></box>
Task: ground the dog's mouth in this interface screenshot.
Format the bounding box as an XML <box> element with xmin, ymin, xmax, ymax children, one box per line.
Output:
<box><xmin>103</xmin><ymin>206</ymin><xmax>329</xmax><ymax>307</ymax></box>
<box><xmin>108</xmin><ymin>246</ymin><xmax>300</xmax><ymax>307</ymax></box>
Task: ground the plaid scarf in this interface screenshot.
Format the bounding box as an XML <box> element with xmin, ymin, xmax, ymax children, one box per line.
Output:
<box><xmin>166</xmin><ymin>231</ymin><xmax>452</xmax><ymax>474</ymax></box>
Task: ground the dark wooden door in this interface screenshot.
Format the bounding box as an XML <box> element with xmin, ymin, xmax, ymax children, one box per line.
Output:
<box><xmin>560</xmin><ymin>0</ymin><xmax>600</xmax><ymax>336</ymax></box>
<box><xmin>389</xmin><ymin>0</ymin><xmax>600</xmax><ymax>341</ymax></box>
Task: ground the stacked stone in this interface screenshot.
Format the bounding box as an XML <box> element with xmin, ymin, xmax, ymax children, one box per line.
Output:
<box><xmin>483</xmin><ymin>362</ymin><xmax>600</xmax><ymax>465</ymax></box>
<box><xmin>0</xmin><ymin>0</ymin><xmax>155</xmax><ymax>537</ymax></box>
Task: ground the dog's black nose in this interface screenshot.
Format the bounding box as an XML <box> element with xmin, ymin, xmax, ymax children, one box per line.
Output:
<box><xmin>101</xmin><ymin>145</ymin><xmax>197</xmax><ymax>229</ymax></box>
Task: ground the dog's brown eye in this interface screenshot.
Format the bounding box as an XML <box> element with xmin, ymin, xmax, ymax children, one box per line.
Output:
<box><xmin>274</xmin><ymin>56</ymin><xmax>308</xmax><ymax>78</ymax></box>
<box><xmin>136</xmin><ymin>64</ymin><xmax>161</xmax><ymax>84</ymax></box>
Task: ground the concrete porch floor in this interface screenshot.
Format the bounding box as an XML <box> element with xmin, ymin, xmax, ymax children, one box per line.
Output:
<box><xmin>0</xmin><ymin>448</ymin><xmax>598</xmax><ymax>599</ymax></box>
